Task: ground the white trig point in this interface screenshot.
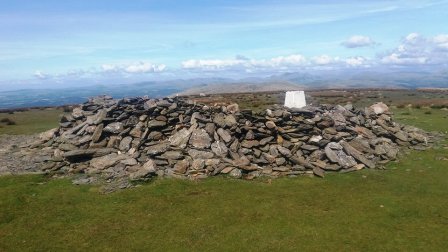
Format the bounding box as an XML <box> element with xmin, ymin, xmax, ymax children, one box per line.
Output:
<box><xmin>284</xmin><ymin>91</ymin><xmax>306</xmax><ymax>108</ymax></box>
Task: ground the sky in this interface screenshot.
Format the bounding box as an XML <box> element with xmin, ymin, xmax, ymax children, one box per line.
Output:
<box><xmin>0</xmin><ymin>0</ymin><xmax>448</xmax><ymax>90</ymax></box>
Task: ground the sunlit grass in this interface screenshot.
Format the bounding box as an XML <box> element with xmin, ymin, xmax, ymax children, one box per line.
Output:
<box><xmin>0</xmin><ymin>108</ymin><xmax>62</xmax><ymax>135</ymax></box>
<box><xmin>0</xmin><ymin>100</ymin><xmax>447</xmax><ymax>251</ymax></box>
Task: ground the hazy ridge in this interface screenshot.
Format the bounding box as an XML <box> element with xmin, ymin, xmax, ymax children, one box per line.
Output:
<box><xmin>1</xmin><ymin>70</ymin><xmax>447</xmax><ymax>109</ymax></box>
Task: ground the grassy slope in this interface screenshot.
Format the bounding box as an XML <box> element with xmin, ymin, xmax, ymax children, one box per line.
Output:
<box><xmin>0</xmin><ymin>108</ymin><xmax>62</xmax><ymax>135</ymax></box>
<box><xmin>0</xmin><ymin>106</ymin><xmax>447</xmax><ymax>251</ymax></box>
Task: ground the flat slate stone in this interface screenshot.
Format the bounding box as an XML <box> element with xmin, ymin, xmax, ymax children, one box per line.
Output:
<box><xmin>189</xmin><ymin>129</ymin><xmax>212</xmax><ymax>149</ymax></box>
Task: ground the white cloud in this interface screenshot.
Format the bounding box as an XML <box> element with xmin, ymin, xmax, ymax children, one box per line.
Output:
<box><xmin>432</xmin><ymin>34</ymin><xmax>448</xmax><ymax>49</ymax></box>
<box><xmin>405</xmin><ymin>32</ymin><xmax>420</xmax><ymax>43</ymax></box>
<box><xmin>182</xmin><ymin>54</ymin><xmax>371</xmax><ymax>73</ymax></box>
<box><xmin>125</xmin><ymin>62</ymin><xmax>166</xmax><ymax>73</ymax></box>
<box><xmin>342</xmin><ymin>35</ymin><xmax>377</xmax><ymax>48</ymax></box>
<box><xmin>101</xmin><ymin>61</ymin><xmax>166</xmax><ymax>74</ymax></box>
<box><xmin>345</xmin><ymin>56</ymin><xmax>368</xmax><ymax>67</ymax></box>
<box><xmin>182</xmin><ymin>54</ymin><xmax>308</xmax><ymax>71</ymax></box>
<box><xmin>381</xmin><ymin>53</ymin><xmax>427</xmax><ymax>65</ymax></box>
<box><xmin>312</xmin><ymin>55</ymin><xmax>334</xmax><ymax>65</ymax></box>
<box><xmin>32</xmin><ymin>61</ymin><xmax>166</xmax><ymax>81</ymax></box>
<box><xmin>101</xmin><ymin>64</ymin><xmax>119</xmax><ymax>72</ymax></box>
<box><xmin>182</xmin><ymin>59</ymin><xmax>243</xmax><ymax>70</ymax></box>
<box><xmin>380</xmin><ymin>33</ymin><xmax>448</xmax><ymax>65</ymax></box>
<box><xmin>268</xmin><ymin>54</ymin><xmax>307</xmax><ymax>67</ymax></box>
<box><xmin>34</xmin><ymin>70</ymin><xmax>50</xmax><ymax>79</ymax></box>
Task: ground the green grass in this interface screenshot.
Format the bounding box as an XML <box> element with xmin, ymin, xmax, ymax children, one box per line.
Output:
<box><xmin>393</xmin><ymin>107</ymin><xmax>448</xmax><ymax>133</ymax></box>
<box><xmin>0</xmin><ymin>108</ymin><xmax>62</xmax><ymax>135</ymax></box>
<box><xmin>0</xmin><ymin>104</ymin><xmax>447</xmax><ymax>251</ymax></box>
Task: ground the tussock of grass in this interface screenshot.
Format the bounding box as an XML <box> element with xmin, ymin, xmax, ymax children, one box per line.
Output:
<box><xmin>0</xmin><ymin>118</ymin><xmax>16</xmax><ymax>125</ymax></box>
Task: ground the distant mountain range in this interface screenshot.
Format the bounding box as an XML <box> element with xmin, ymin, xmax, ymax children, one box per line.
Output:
<box><xmin>1</xmin><ymin>69</ymin><xmax>447</xmax><ymax>109</ymax></box>
<box><xmin>179</xmin><ymin>81</ymin><xmax>305</xmax><ymax>95</ymax></box>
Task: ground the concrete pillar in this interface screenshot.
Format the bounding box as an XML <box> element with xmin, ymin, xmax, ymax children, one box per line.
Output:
<box><xmin>284</xmin><ymin>91</ymin><xmax>306</xmax><ymax>108</ymax></box>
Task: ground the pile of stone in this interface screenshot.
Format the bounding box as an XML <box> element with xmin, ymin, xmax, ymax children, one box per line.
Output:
<box><xmin>38</xmin><ymin>95</ymin><xmax>432</xmax><ymax>182</ymax></box>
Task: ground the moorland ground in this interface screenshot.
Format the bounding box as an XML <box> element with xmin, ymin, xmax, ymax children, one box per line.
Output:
<box><xmin>0</xmin><ymin>89</ymin><xmax>447</xmax><ymax>251</ymax></box>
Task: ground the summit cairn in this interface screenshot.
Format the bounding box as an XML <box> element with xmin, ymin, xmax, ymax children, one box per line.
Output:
<box><xmin>32</xmin><ymin>95</ymin><xmax>435</xmax><ymax>190</ymax></box>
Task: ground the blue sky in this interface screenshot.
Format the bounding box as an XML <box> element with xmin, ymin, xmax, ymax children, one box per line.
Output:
<box><xmin>1</xmin><ymin>0</ymin><xmax>448</xmax><ymax>90</ymax></box>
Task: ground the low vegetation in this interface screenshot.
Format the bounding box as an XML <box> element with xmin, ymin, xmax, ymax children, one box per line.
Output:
<box><xmin>0</xmin><ymin>118</ymin><xmax>16</xmax><ymax>125</ymax></box>
<box><xmin>0</xmin><ymin>108</ymin><xmax>62</xmax><ymax>135</ymax></box>
<box><xmin>0</xmin><ymin>91</ymin><xmax>447</xmax><ymax>251</ymax></box>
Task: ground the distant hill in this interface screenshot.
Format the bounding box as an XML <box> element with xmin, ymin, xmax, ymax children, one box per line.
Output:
<box><xmin>1</xmin><ymin>69</ymin><xmax>446</xmax><ymax>109</ymax></box>
<box><xmin>178</xmin><ymin>81</ymin><xmax>305</xmax><ymax>95</ymax></box>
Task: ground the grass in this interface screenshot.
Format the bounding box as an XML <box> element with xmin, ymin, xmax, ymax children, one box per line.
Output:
<box><xmin>393</xmin><ymin>107</ymin><xmax>448</xmax><ymax>133</ymax></box>
<box><xmin>0</xmin><ymin>108</ymin><xmax>62</xmax><ymax>135</ymax></box>
<box><xmin>0</xmin><ymin>100</ymin><xmax>447</xmax><ymax>251</ymax></box>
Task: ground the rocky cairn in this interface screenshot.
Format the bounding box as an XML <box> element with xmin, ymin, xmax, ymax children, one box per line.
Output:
<box><xmin>38</xmin><ymin>95</ymin><xmax>432</xmax><ymax>183</ymax></box>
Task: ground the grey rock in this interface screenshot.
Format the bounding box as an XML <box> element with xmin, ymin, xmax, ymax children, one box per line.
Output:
<box><xmin>211</xmin><ymin>141</ymin><xmax>228</xmax><ymax>157</ymax></box>
<box><xmin>369</xmin><ymin>102</ymin><xmax>389</xmax><ymax>115</ymax></box>
<box><xmin>39</xmin><ymin>128</ymin><xmax>57</xmax><ymax>142</ymax></box>
<box><xmin>189</xmin><ymin>129</ymin><xmax>212</xmax><ymax>149</ymax></box>
<box><xmin>121</xmin><ymin>158</ymin><xmax>138</xmax><ymax>166</ymax></box>
<box><xmin>191</xmin><ymin>159</ymin><xmax>205</xmax><ymax>170</ymax></box>
<box><xmin>324</xmin><ymin>142</ymin><xmax>357</xmax><ymax>168</ymax></box>
<box><xmin>147</xmin><ymin>120</ymin><xmax>167</xmax><ymax>129</ymax></box>
<box><xmin>130</xmin><ymin>159</ymin><xmax>157</xmax><ymax>180</ymax></box>
<box><xmin>259</xmin><ymin>136</ymin><xmax>274</xmax><ymax>146</ymax></box>
<box><xmin>324</xmin><ymin>143</ymin><xmax>341</xmax><ymax>163</ymax></box>
<box><xmin>394</xmin><ymin>131</ymin><xmax>409</xmax><ymax>142</ymax></box>
<box><xmin>58</xmin><ymin>143</ymin><xmax>77</xmax><ymax>151</ymax></box>
<box><xmin>220</xmin><ymin>166</ymin><xmax>235</xmax><ymax>174</ymax></box>
<box><xmin>265</xmin><ymin>121</ymin><xmax>276</xmax><ymax>129</ymax></box>
<box><xmin>313</xmin><ymin>167</ymin><xmax>325</xmax><ymax>177</ymax></box>
<box><xmin>340</xmin><ymin>141</ymin><xmax>375</xmax><ymax>168</ymax></box>
<box><xmin>119</xmin><ymin>136</ymin><xmax>133</xmax><ymax>151</ymax></box>
<box><xmin>225</xmin><ymin>115</ymin><xmax>237</xmax><ymax>127</ymax></box>
<box><xmin>129</xmin><ymin>126</ymin><xmax>143</xmax><ymax>138</ymax></box>
<box><xmin>188</xmin><ymin>149</ymin><xmax>215</xmax><ymax>159</ymax></box>
<box><xmin>143</xmin><ymin>100</ymin><xmax>157</xmax><ymax>110</ymax></box>
<box><xmin>277</xmin><ymin>146</ymin><xmax>292</xmax><ymax>157</ymax></box>
<box><xmin>217</xmin><ymin>128</ymin><xmax>232</xmax><ymax>143</ymax></box>
<box><xmin>104</xmin><ymin>122</ymin><xmax>124</xmax><ymax>134</ymax></box>
<box><xmin>229</xmin><ymin>168</ymin><xmax>242</xmax><ymax>178</ymax></box>
<box><xmin>205</xmin><ymin>123</ymin><xmax>216</xmax><ymax>137</ymax></box>
<box><xmin>233</xmin><ymin>155</ymin><xmax>250</xmax><ymax>167</ymax></box>
<box><xmin>93</xmin><ymin>109</ymin><xmax>108</xmax><ymax>124</ymax></box>
<box><xmin>90</xmin><ymin>153</ymin><xmax>127</xmax><ymax>170</ymax></box>
<box><xmin>91</xmin><ymin>124</ymin><xmax>104</xmax><ymax>143</ymax></box>
<box><xmin>213</xmin><ymin>113</ymin><xmax>226</xmax><ymax>128</ymax></box>
<box><xmin>241</xmin><ymin>140</ymin><xmax>259</xmax><ymax>148</ymax></box>
<box><xmin>174</xmin><ymin>160</ymin><xmax>189</xmax><ymax>174</ymax></box>
<box><xmin>72</xmin><ymin>107</ymin><xmax>84</xmax><ymax>119</ymax></box>
<box><xmin>169</xmin><ymin>128</ymin><xmax>192</xmax><ymax>148</ymax></box>
<box><xmin>275</xmin><ymin>157</ymin><xmax>286</xmax><ymax>166</ymax></box>
<box><xmin>226</xmin><ymin>103</ymin><xmax>239</xmax><ymax>114</ymax></box>
<box><xmin>161</xmin><ymin>151</ymin><xmax>184</xmax><ymax>160</ymax></box>
<box><xmin>273</xmin><ymin>166</ymin><xmax>289</xmax><ymax>172</ymax></box>
<box><xmin>147</xmin><ymin>142</ymin><xmax>170</xmax><ymax>156</ymax></box>
<box><xmin>301</xmin><ymin>144</ymin><xmax>319</xmax><ymax>151</ymax></box>
<box><xmin>63</xmin><ymin>148</ymin><xmax>116</xmax><ymax>161</ymax></box>
<box><xmin>72</xmin><ymin>177</ymin><xmax>96</xmax><ymax>185</ymax></box>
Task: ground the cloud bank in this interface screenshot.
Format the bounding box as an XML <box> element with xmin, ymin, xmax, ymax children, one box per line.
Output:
<box><xmin>342</xmin><ymin>35</ymin><xmax>377</xmax><ymax>48</ymax></box>
<box><xmin>381</xmin><ymin>33</ymin><xmax>448</xmax><ymax>65</ymax></box>
<box><xmin>102</xmin><ymin>62</ymin><xmax>167</xmax><ymax>74</ymax></box>
<box><xmin>181</xmin><ymin>54</ymin><xmax>370</xmax><ymax>73</ymax></box>
<box><xmin>32</xmin><ymin>33</ymin><xmax>448</xmax><ymax>82</ymax></box>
